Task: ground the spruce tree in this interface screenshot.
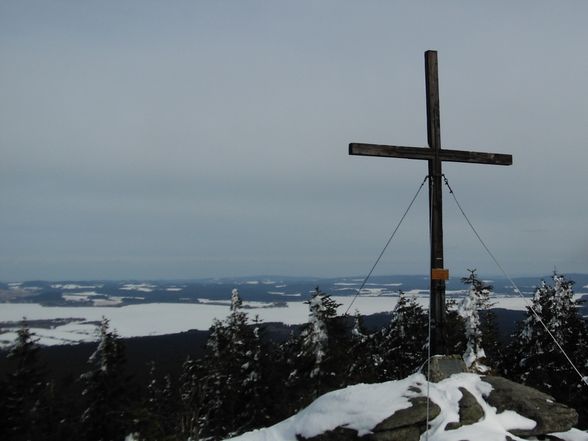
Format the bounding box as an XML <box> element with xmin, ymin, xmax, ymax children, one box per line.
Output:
<box><xmin>458</xmin><ymin>270</ymin><xmax>494</xmax><ymax>372</ymax></box>
<box><xmin>240</xmin><ymin>317</ymin><xmax>271</xmax><ymax>431</ymax></box>
<box><xmin>377</xmin><ymin>291</ymin><xmax>428</xmax><ymax>380</ymax></box>
<box><xmin>178</xmin><ymin>356</ymin><xmax>205</xmax><ymax>441</ymax></box>
<box><xmin>139</xmin><ymin>361</ymin><xmax>176</xmax><ymax>441</ymax></box>
<box><xmin>80</xmin><ymin>317</ymin><xmax>129</xmax><ymax>441</ymax></box>
<box><xmin>345</xmin><ymin>312</ymin><xmax>381</xmax><ymax>385</ymax></box>
<box><xmin>199</xmin><ymin>289</ymin><xmax>270</xmax><ymax>440</ymax></box>
<box><xmin>290</xmin><ymin>287</ymin><xmax>344</xmax><ymax>402</ymax></box>
<box><xmin>504</xmin><ymin>274</ymin><xmax>588</xmax><ymax>405</ymax></box>
<box><xmin>3</xmin><ymin>320</ymin><xmax>50</xmax><ymax>441</ymax></box>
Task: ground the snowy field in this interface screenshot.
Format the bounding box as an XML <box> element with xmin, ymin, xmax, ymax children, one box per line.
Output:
<box><xmin>0</xmin><ymin>294</ymin><xmax>532</xmax><ymax>348</ymax></box>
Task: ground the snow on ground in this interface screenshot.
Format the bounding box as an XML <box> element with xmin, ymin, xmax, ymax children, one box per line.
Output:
<box><xmin>62</xmin><ymin>292</ymin><xmax>101</xmax><ymax>302</ymax></box>
<box><xmin>366</xmin><ymin>282</ymin><xmax>403</xmax><ymax>286</ymax></box>
<box><xmin>92</xmin><ymin>298</ymin><xmax>123</xmax><ymax>307</ymax></box>
<box><xmin>229</xmin><ymin>373</ymin><xmax>588</xmax><ymax>441</ymax></box>
<box><xmin>358</xmin><ymin>288</ymin><xmax>387</xmax><ymax>296</ymax></box>
<box><xmin>0</xmin><ymin>295</ymin><xmax>532</xmax><ymax>347</ymax></box>
<box><xmin>51</xmin><ymin>284</ymin><xmax>102</xmax><ymax>290</ymax></box>
<box><xmin>120</xmin><ymin>283</ymin><xmax>156</xmax><ymax>292</ymax></box>
<box><xmin>267</xmin><ymin>292</ymin><xmax>302</xmax><ymax>297</ymax></box>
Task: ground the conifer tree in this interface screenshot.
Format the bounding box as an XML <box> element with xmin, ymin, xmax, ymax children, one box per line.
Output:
<box><xmin>178</xmin><ymin>356</ymin><xmax>205</xmax><ymax>441</ymax></box>
<box><xmin>504</xmin><ymin>274</ymin><xmax>588</xmax><ymax>404</ymax></box>
<box><xmin>199</xmin><ymin>289</ymin><xmax>270</xmax><ymax>440</ymax></box>
<box><xmin>80</xmin><ymin>317</ymin><xmax>129</xmax><ymax>441</ymax></box>
<box><xmin>458</xmin><ymin>270</ymin><xmax>493</xmax><ymax>372</ymax></box>
<box><xmin>3</xmin><ymin>320</ymin><xmax>50</xmax><ymax>441</ymax></box>
<box><xmin>139</xmin><ymin>361</ymin><xmax>176</xmax><ymax>441</ymax></box>
<box><xmin>278</xmin><ymin>331</ymin><xmax>304</xmax><ymax>416</ymax></box>
<box><xmin>289</xmin><ymin>287</ymin><xmax>344</xmax><ymax>402</ymax></box>
<box><xmin>240</xmin><ymin>316</ymin><xmax>272</xmax><ymax>431</ymax></box>
<box><xmin>377</xmin><ymin>291</ymin><xmax>427</xmax><ymax>380</ymax></box>
<box><xmin>345</xmin><ymin>312</ymin><xmax>381</xmax><ymax>385</ymax></box>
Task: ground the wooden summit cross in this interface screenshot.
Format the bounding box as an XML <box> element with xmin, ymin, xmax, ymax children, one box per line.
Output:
<box><xmin>349</xmin><ymin>51</ymin><xmax>512</xmax><ymax>355</ymax></box>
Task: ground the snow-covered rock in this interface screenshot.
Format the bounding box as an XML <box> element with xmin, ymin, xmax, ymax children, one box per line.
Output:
<box><xmin>229</xmin><ymin>372</ymin><xmax>586</xmax><ymax>441</ymax></box>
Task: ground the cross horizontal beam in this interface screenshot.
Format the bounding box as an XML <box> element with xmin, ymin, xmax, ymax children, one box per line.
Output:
<box><xmin>349</xmin><ymin>143</ymin><xmax>513</xmax><ymax>166</ymax></box>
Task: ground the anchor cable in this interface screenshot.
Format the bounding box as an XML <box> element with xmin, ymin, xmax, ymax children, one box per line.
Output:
<box><xmin>343</xmin><ymin>175</ymin><xmax>429</xmax><ymax>315</ymax></box>
<box><xmin>423</xmin><ymin>172</ymin><xmax>436</xmax><ymax>441</ymax></box>
<box><xmin>443</xmin><ymin>174</ymin><xmax>588</xmax><ymax>387</ymax></box>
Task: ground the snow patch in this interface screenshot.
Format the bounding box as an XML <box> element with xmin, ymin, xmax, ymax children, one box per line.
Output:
<box><xmin>120</xmin><ymin>283</ymin><xmax>156</xmax><ymax>292</ymax></box>
<box><xmin>52</xmin><ymin>284</ymin><xmax>102</xmax><ymax>290</ymax></box>
<box><xmin>358</xmin><ymin>288</ymin><xmax>388</xmax><ymax>296</ymax></box>
<box><xmin>267</xmin><ymin>292</ymin><xmax>302</xmax><ymax>297</ymax></box>
<box><xmin>231</xmin><ymin>375</ymin><xmax>418</xmax><ymax>440</ymax></box>
<box><xmin>548</xmin><ymin>428</ymin><xmax>588</xmax><ymax>441</ymax></box>
<box><xmin>92</xmin><ymin>298</ymin><xmax>123</xmax><ymax>306</ymax></box>
<box><xmin>197</xmin><ymin>298</ymin><xmax>232</xmax><ymax>305</ymax></box>
<box><xmin>62</xmin><ymin>293</ymin><xmax>99</xmax><ymax>302</ymax></box>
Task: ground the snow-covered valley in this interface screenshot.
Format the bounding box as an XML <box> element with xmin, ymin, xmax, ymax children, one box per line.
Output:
<box><xmin>2</xmin><ymin>274</ymin><xmax>587</xmax><ymax>348</ymax></box>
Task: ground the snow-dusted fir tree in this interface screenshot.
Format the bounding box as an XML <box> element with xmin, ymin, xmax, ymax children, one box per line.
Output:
<box><xmin>376</xmin><ymin>291</ymin><xmax>427</xmax><ymax>380</ymax></box>
<box><xmin>302</xmin><ymin>288</ymin><xmax>330</xmax><ymax>379</ymax></box>
<box><xmin>240</xmin><ymin>316</ymin><xmax>271</xmax><ymax>432</ymax></box>
<box><xmin>504</xmin><ymin>274</ymin><xmax>588</xmax><ymax>402</ymax></box>
<box><xmin>80</xmin><ymin>317</ymin><xmax>129</xmax><ymax>441</ymax></box>
<box><xmin>231</xmin><ymin>287</ymin><xmax>243</xmax><ymax>310</ymax></box>
<box><xmin>200</xmin><ymin>289</ymin><xmax>269</xmax><ymax>440</ymax></box>
<box><xmin>458</xmin><ymin>271</ymin><xmax>492</xmax><ymax>373</ymax></box>
<box><xmin>291</xmin><ymin>287</ymin><xmax>343</xmax><ymax>400</ymax></box>
<box><xmin>3</xmin><ymin>320</ymin><xmax>50</xmax><ymax>441</ymax></box>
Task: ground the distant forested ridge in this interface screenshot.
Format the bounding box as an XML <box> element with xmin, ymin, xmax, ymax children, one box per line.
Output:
<box><xmin>2</xmin><ymin>274</ymin><xmax>588</xmax><ymax>306</ymax></box>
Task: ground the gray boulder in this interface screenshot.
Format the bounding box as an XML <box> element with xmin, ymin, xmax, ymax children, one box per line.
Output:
<box><xmin>425</xmin><ymin>354</ymin><xmax>469</xmax><ymax>382</ymax></box>
<box><xmin>292</xmin><ymin>371</ymin><xmax>581</xmax><ymax>441</ymax></box>
<box><xmin>298</xmin><ymin>397</ymin><xmax>440</xmax><ymax>441</ymax></box>
<box><xmin>373</xmin><ymin>397</ymin><xmax>440</xmax><ymax>432</ymax></box>
<box><xmin>445</xmin><ymin>387</ymin><xmax>485</xmax><ymax>430</ymax></box>
<box><xmin>482</xmin><ymin>376</ymin><xmax>578</xmax><ymax>436</ymax></box>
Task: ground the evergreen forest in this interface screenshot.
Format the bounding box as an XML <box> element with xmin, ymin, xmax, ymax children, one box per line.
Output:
<box><xmin>1</xmin><ymin>274</ymin><xmax>587</xmax><ymax>441</ymax></box>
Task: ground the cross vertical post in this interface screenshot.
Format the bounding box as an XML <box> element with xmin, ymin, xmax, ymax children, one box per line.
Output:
<box><xmin>425</xmin><ymin>50</ymin><xmax>446</xmax><ymax>355</ymax></box>
<box><xmin>348</xmin><ymin>50</ymin><xmax>512</xmax><ymax>356</ymax></box>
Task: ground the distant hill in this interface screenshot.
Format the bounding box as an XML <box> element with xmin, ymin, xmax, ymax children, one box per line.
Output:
<box><xmin>2</xmin><ymin>273</ymin><xmax>587</xmax><ymax>307</ymax></box>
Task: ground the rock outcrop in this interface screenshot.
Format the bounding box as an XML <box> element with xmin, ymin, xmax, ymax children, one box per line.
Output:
<box><xmin>298</xmin><ymin>397</ymin><xmax>440</xmax><ymax>441</ymax></box>
<box><xmin>482</xmin><ymin>376</ymin><xmax>578</xmax><ymax>437</ymax></box>
<box><xmin>296</xmin><ymin>356</ymin><xmax>582</xmax><ymax>441</ymax></box>
<box><xmin>444</xmin><ymin>387</ymin><xmax>485</xmax><ymax>430</ymax></box>
<box><xmin>425</xmin><ymin>354</ymin><xmax>469</xmax><ymax>382</ymax></box>
<box><xmin>231</xmin><ymin>358</ymin><xmax>586</xmax><ymax>441</ymax></box>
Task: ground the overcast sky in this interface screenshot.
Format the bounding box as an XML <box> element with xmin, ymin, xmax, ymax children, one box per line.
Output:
<box><xmin>1</xmin><ymin>1</ymin><xmax>587</xmax><ymax>281</ymax></box>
